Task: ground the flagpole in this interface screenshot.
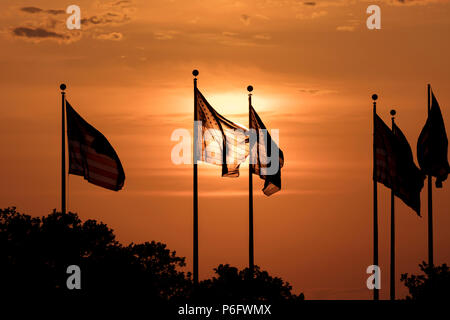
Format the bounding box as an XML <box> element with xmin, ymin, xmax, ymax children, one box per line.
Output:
<box><xmin>247</xmin><ymin>85</ymin><xmax>254</xmax><ymax>275</ymax></box>
<box><xmin>60</xmin><ymin>83</ymin><xmax>67</xmax><ymax>215</ymax></box>
<box><xmin>372</xmin><ymin>94</ymin><xmax>379</xmax><ymax>301</ymax></box>
<box><xmin>427</xmin><ymin>83</ymin><xmax>433</xmax><ymax>267</ymax></box>
<box><xmin>390</xmin><ymin>109</ymin><xmax>397</xmax><ymax>301</ymax></box>
<box><xmin>193</xmin><ymin>70</ymin><xmax>199</xmax><ymax>286</ymax></box>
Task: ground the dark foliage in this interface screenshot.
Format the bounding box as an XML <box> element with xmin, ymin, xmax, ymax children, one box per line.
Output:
<box><xmin>192</xmin><ymin>264</ymin><xmax>304</xmax><ymax>303</ymax></box>
<box><xmin>0</xmin><ymin>207</ymin><xmax>304</xmax><ymax>304</ymax></box>
<box><xmin>0</xmin><ymin>207</ymin><xmax>190</xmax><ymax>300</ymax></box>
<box><xmin>401</xmin><ymin>262</ymin><xmax>450</xmax><ymax>300</ymax></box>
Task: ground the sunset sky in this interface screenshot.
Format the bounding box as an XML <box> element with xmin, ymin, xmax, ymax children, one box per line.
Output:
<box><xmin>1</xmin><ymin>0</ymin><xmax>449</xmax><ymax>299</ymax></box>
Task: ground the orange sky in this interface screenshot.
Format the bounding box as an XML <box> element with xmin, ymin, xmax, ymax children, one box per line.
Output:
<box><xmin>1</xmin><ymin>0</ymin><xmax>450</xmax><ymax>299</ymax></box>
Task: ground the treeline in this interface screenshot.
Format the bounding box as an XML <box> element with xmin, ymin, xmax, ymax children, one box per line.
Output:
<box><xmin>0</xmin><ymin>207</ymin><xmax>303</xmax><ymax>304</ymax></box>
<box><xmin>1</xmin><ymin>207</ymin><xmax>448</xmax><ymax>302</ymax></box>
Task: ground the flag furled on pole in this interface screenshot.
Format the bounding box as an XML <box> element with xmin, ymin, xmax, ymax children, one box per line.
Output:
<box><xmin>374</xmin><ymin>114</ymin><xmax>424</xmax><ymax>215</ymax></box>
<box><xmin>66</xmin><ymin>101</ymin><xmax>125</xmax><ymax>191</ymax></box>
<box><xmin>391</xmin><ymin>122</ymin><xmax>425</xmax><ymax>215</ymax></box>
<box><xmin>417</xmin><ymin>90</ymin><xmax>449</xmax><ymax>188</ymax></box>
<box><xmin>249</xmin><ymin>105</ymin><xmax>284</xmax><ymax>196</ymax></box>
<box><xmin>195</xmin><ymin>88</ymin><xmax>249</xmax><ymax>177</ymax></box>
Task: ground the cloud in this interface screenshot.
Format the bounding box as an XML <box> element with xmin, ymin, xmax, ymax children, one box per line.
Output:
<box><xmin>20</xmin><ymin>7</ymin><xmax>42</xmax><ymax>14</ymax></box>
<box><xmin>113</xmin><ymin>0</ymin><xmax>133</xmax><ymax>7</ymax></box>
<box><xmin>296</xmin><ymin>10</ymin><xmax>328</xmax><ymax>19</ymax></box>
<box><xmin>298</xmin><ymin>88</ymin><xmax>337</xmax><ymax>95</ymax></box>
<box><xmin>46</xmin><ymin>9</ymin><xmax>65</xmax><ymax>15</ymax></box>
<box><xmin>153</xmin><ymin>30</ymin><xmax>179</xmax><ymax>40</ymax></box>
<box><xmin>303</xmin><ymin>1</ymin><xmax>316</xmax><ymax>5</ymax></box>
<box><xmin>222</xmin><ymin>31</ymin><xmax>238</xmax><ymax>37</ymax></box>
<box><xmin>12</xmin><ymin>27</ymin><xmax>66</xmax><ymax>39</ymax></box>
<box><xmin>253</xmin><ymin>34</ymin><xmax>272</xmax><ymax>40</ymax></box>
<box><xmin>11</xmin><ymin>1</ymin><xmax>135</xmax><ymax>44</ymax></box>
<box><xmin>254</xmin><ymin>14</ymin><xmax>270</xmax><ymax>20</ymax></box>
<box><xmin>93</xmin><ymin>32</ymin><xmax>123</xmax><ymax>41</ymax></box>
<box><xmin>336</xmin><ymin>25</ymin><xmax>356</xmax><ymax>32</ymax></box>
<box><xmin>20</xmin><ymin>7</ymin><xmax>65</xmax><ymax>15</ymax></box>
<box><xmin>202</xmin><ymin>32</ymin><xmax>268</xmax><ymax>47</ymax></box>
<box><xmin>81</xmin><ymin>12</ymin><xmax>131</xmax><ymax>27</ymax></box>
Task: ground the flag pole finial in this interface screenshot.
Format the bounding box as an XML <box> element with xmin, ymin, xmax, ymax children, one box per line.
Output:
<box><xmin>247</xmin><ymin>85</ymin><xmax>253</xmax><ymax>93</ymax></box>
<box><xmin>60</xmin><ymin>83</ymin><xmax>66</xmax><ymax>91</ymax></box>
<box><xmin>192</xmin><ymin>69</ymin><xmax>199</xmax><ymax>78</ymax></box>
<box><xmin>372</xmin><ymin>94</ymin><xmax>378</xmax><ymax>101</ymax></box>
<box><xmin>390</xmin><ymin>109</ymin><xmax>396</xmax><ymax>117</ymax></box>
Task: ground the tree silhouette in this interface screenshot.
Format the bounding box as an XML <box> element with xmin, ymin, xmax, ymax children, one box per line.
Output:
<box><xmin>1</xmin><ymin>207</ymin><xmax>304</xmax><ymax>305</ymax></box>
<box><xmin>0</xmin><ymin>207</ymin><xmax>190</xmax><ymax>299</ymax></box>
<box><xmin>401</xmin><ymin>262</ymin><xmax>450</xmax><ymax>300</ymax></box>
<box><xmin>192</xmin><ymin>264</ymin><xmax>304</xmax><ymax>303</ymax></box>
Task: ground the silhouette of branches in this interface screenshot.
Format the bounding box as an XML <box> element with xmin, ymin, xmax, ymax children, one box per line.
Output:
<box><xmin>401</xmin><ymin>262</ymin><xmax>450</xmax><ymax>300</ymax></box>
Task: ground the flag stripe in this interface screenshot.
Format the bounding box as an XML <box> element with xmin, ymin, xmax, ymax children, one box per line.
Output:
<box><xmin>66</xmin><ymin>101</ymin><xmax>125</xmax><ymax>191</ymax></box>
<box><xmin>70</xmin><ymin>151</ymin><xmax>119</xmax><ymax>175</ymax></box>
<box><xmin>68</xmin><ymin>141</ymin><xmax>118</xmax><ymax>168</ymax></box>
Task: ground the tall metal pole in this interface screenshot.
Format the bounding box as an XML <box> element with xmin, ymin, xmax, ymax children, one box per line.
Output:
<box><xmin>193</xmin><ymin>70</ymin><xmax>199</xmax><ymax>285</ymax></box>
<box><xmin>390</xmin><ymin>109</ymin><xmax>397</xmax><ymax>301</ymax></box>
<box><xmin>427</xmin><ymin>84</ymin><xmax>433</xmax><ymax>267</ymax></box>
<box><xmin>372</xmin><ymin>94</ymin><xmax>379</xmax><ymax>300</ymax></box>
<box><xmin>247</xmin><ymin>85</ymin><xmax>254</xmax><ymax>275</ymax></box>
<box><xmin>60</xmin><ymin>83</ymin><xmax>67</xmax><ymax>215</ymax></box>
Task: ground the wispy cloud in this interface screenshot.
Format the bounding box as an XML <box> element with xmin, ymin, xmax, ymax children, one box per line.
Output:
<box><xmin>153</xmin><ymin>30</ymin><xmax>179</xmax><ymax>40</ymax></box>
<box><xmin>81</xmin><ymin>12</ymin><xmax>131</xmax><ymax>27</ymax></box>
<box><xmin>298</xmin><ymin>88</ymin><xmax>338</xmax><ymax>95</ymax></box>
<box><xmin>296</xmin><ymin>10</ymin><xmax>328</xmax><ymax>19</ymax></box>
<box><xmin>93</xmin><ymin>32</ymin><xmax>123</xmax><ymax>41</ymax></box>
<box><xmin>12</xmin><ymin>27</ymin><xmax>66</xmax><ymax>39</ymax></box>
<box><xmin>253</xmin><ymin>34</ymin><xmax>272</xmax><ymax>40</ymax></box>
<box><xmin>336</xmin><ymin>25</ymin><xmax>356</xmax><ymax>32</ymax></box>
<box><xmin>10</xmin><ymin>1</ymin><xmax>135</xmax><ymax>43</ymax></box>
<box><xmin>20</xmin><ymin>7</ymin><xmax>65</xmax><ymax>15</ymax></box>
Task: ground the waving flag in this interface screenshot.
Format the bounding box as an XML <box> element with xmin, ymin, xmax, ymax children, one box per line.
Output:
<box><xmin>417</xmin><ymin>90</ymin><xmax>449</xmax><ymax>188</ymax></box>
<box><xmin>66</xmin><ymin>101</ymin><xmax>125</xmax><ymax>191</ymax></box>
<box><xmin>195</xmin><ymin>88</ymin><xmax>249</xmax><ymax>177</ymax></box>
<box><xmin>392</xmin><ymin>122</ymin><xmax>425</xmax><ymax>215</ymax></box>
<box><xmin>374</xmin><ymin>114</ymin><xmax>424</xmax><ymax>215</ymax></box>
<box><xmin>249</xmin><ymin>105</ymin><xmax>284</xmax><ymax>196</ymax></box>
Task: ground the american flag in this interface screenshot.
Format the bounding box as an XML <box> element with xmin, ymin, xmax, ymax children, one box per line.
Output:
<box><xmin>374</xmin><ymin>113</ymin><xmax>424</xmax><ymax>215</ymax></box>
<box><xmin>374</xmin><ymin>113</ymin><xmax>397</xmax><ymax>189</ymax></box>
<box><xmin>195</xmin><ymin>88</ymin><xmax>249</xmax><ymax>177</ymax></box>
<box><xmin>250</xmin><ymin>105</ymin><xmax>284</xmax><ymax>196</ymax></box>
<box><xmin>66</xmin><ymin>101</ymin><xmax>125</xmax><ymax>191</ymax></box>
<box><xmin>417</xmin><ymin>89</ymin><xmax>449</xmax><ymax>188</ymax></box>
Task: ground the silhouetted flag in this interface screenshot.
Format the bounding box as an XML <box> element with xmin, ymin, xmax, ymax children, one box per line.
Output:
<box><xmin>195</xmin><ymin>88</ymin><xmax>248</xmax><ymax>177</ymax></box>
<box><xmin>66</xmin><ymin>101</ymin><xmax>125</xmax><ymax>191</ymax></box>
<box><xmin>417</xmin><ymin>90</ymin><xmax>449</xmax><ymax>188</ymax></box>
<box><xmin>392</xmin><ymin>122</ymin><xmax>425</xmax><ymax>215</ymax></box>
<box><xmin>374</xmin><ymin>114</ymin><xmax>424</xmax><ymax>215</ymax></box>
<box><xmin>249</xmin><ymin>105</ymin><xmax>284</xmax><ymax>196</ymax></box>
